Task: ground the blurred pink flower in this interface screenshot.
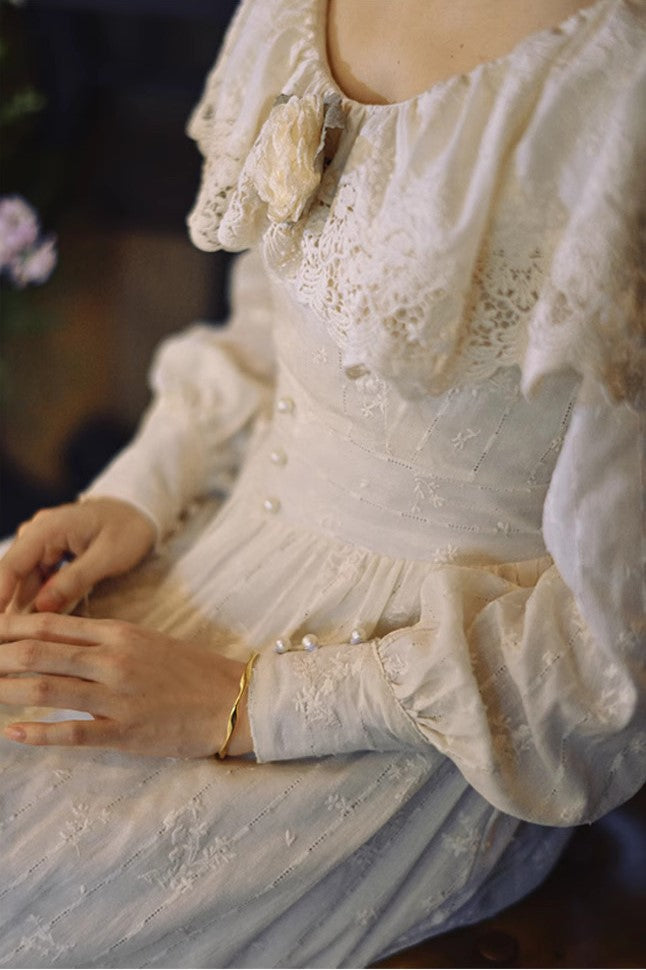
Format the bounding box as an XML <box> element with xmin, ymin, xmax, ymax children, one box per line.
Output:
<box><xmin>0</xmin><ymin>195</ymin><xmax>57</xmax><ymax>287</ymax></box>
<box><xmin>9</xmin><ymin>235</ymin><xmax>57</xmax><ymax>287</ymax></box>
<box><xmin>0</xmin><ymin>196</ymin><xmax>39</xmax><ymax>268</ymax></box>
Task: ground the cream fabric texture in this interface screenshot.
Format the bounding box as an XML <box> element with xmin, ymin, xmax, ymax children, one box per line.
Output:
<box><xmin>2</xmin><ymin>0</ymin><xmax>645</xmax><ymax>967</ymax></box>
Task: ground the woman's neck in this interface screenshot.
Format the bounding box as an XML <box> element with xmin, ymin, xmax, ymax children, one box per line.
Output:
<box><xmin>326</xmin><ymin>0</ymin><xmax>603</xmax><ymax>104</ymax></box>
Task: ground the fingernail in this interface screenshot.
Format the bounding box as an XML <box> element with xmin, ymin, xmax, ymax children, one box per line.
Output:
<box><xmin>5</xmin><ymin>726</ymin><xmax>26</xmax><ymax>742</ymax></box>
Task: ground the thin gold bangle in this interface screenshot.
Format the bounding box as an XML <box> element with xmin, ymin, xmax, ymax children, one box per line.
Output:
<box><xmin>215</xmin><ymin>652</ymin><xmax>260</xmax><ymax>760</ymax></box>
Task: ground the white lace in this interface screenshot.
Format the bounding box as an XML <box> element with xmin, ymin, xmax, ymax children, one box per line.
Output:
<box><xmin>187</xmin><ymin>0</ymin><xmax>644</xmax><ymax>406</ymax></box>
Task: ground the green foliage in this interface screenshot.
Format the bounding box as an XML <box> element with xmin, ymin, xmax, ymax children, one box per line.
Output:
<box><xmin>0</xmin><ymin>86</ymin><xmax>45</xmax><ymax>127</ymax></box>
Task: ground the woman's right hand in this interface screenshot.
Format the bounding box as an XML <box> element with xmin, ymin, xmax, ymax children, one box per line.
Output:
<box><xmin>0</xmin><ymin>498</ymin><xmax>156</xmax><ymax>614</ymax></box>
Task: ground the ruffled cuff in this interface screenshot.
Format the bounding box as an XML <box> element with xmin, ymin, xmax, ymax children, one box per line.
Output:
<box><xmin>248</xmin><ymin>640</ymin><xmax>425</xmax><ymax>762</ymax></box>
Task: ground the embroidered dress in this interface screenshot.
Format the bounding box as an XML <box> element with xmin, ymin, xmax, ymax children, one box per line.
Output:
<box><xmin>1</xmin><ymin>1</ymin><xmax>644</xmax><ymax>967</ymax></box>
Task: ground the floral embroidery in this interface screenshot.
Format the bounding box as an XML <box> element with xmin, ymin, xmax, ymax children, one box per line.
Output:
<box><xmin>412</xmin><ymin>475</ymin><xmax>445</xmax><ymax>514</ymax></box>
<box><xmin>493</xmin><ymin>375</ymin><xmax>522</xmax><ymax>406</ymax></box>
<box><xmin>318</xmin><ymin>545</ymin><xmax>366</xmax><ymax>586</ymax></box>
<box><xmin>17</xmin><ymin>916</ymin><xmax>68</xmax><ymax>962</ymax></box>
<box><xmin>568</xmin><ymin>605</ymin><xmax>598</xmax><ymax>650</ymax></box>
<box><xmin>293</xmin><ymin>652</ymin><xmax>364</xmax><ymax>726</ymax></box>
<box><xmin>593</xmin><ymin>681</ymin><xmax>634</xmax><ymax>726</ymax></box>
<box><xmin>432</xmin><ymin>544</ymin><xmax>459</xmax><ymax>563</ymax></box>
<box><xmin>380</xmin><ymin>651</ymin><xmax>408</xmax><ymax>682</ymax></box>
<box><xmin>356</xmin><ymin>371</ymin><xmax>389</xmax><ymax>418</ymax></box>
<box><xmin>489</xmin><ymin>712</ymin><xmax>533</xmax><ymax>760</ymax></box>
<box><xmin>318</xmin><ymin>510</ymin><xmax>343</xmax><ymax>533</ymax></box>
<box><xmin>499</xmin><ymin>628</ymin><xmax>522</xmax><ymax>652</ymax></box>
<box><xmin>617</xmin><ymin>628</ymin><xmax>641</xmax><ymax>654</ymax></box>
<box><xmin>355</xmin><ymin>907</ymin><xmax>378</xmax><ymax>926</ymax></box>
<box><xmin>326</xmin><ymin>792</ymin><xmax>353</xmax><ymax>816</ymax></box>
<box><xmin>139</xmin><ymin>801</ymin><xmax>237</xmax><ymax>893</ymax></box>
<box><xmin>441</xmin><ymin>814</ymin><xmax>480</xmax><ymax>858</ymax></box>
<box><xmin>56</xmin><ymin>802</ymin><xmax>109</xmax><ymax>855</ymax></box>
<box><xmin>451</xmin><ymin>427</ymin><xmax>480</xmax><ymax>451</ymax></box>
<box><xmin>348</xmin><ymin>843</ymin><xmax>381</xmax><ymax>872</ymax></box>
<box><xmin>628</xmin><ymin>734</ymin><xmax>646</xmax><ymax>756</ymax></box>
<box><xmin>382</xmin><ymin>758</ymin><xmax>425</xmax><ymax>802</ymax></box>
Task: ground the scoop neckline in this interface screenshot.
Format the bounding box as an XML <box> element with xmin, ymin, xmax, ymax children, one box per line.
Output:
<box><xmin>314</xmin><ymin>0</ymin><xmax>614</xmax><ymax>111</ymax></box>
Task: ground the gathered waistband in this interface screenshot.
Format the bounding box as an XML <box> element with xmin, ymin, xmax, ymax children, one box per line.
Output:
<box><xmin>235</xmin><ymin>412</ymin><xmax>549</xmax><ymax>566</ymax></box>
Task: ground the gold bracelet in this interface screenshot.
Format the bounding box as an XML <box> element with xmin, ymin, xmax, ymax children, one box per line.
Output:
<box><xmin>215</xmin><ymin>652</ymin><xmax>260</xmax><ymax>760</ymax></box>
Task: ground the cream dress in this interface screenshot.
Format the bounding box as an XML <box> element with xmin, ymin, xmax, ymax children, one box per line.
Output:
<box><xmin>1</xmin><ymin>0</ymin><xmax>644</xmax><ymax>967</ymax></box>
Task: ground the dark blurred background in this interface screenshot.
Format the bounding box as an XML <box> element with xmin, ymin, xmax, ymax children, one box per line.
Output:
<box><xmin>0</xmin><ymin>0</ymin><xmax>239</xmax><ymax>534</ymax></box>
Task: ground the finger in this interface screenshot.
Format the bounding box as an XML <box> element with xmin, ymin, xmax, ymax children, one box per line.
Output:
<box><xmin>0</xmin><ymin>637</ymin><xmax>102</xmax><ymax>680</ymax></box>
<box><xmin>0</xmin><ymin>673</ymin><xmax>106</xmax><ymax>715</ymax></box>
<box><xmin>0</xmin><ymin>611</ymin><xmax>109</xmax><ymax>646</ymax></box>
<box><xmin>3</xmin><ymin>557</ymin><xmax>74</xmax><ymax>615</ymax></box>
<box><xmin>5</xmin><ymin>567</ymin><xmax>44</xmax><ymax>613</ymax></box>
<box><xmin>34</xmin><ymin>538</ymin><xmax>114</xmax><ymax>613</ymax></box>
<box><xmin>0</xmin><ymin>557</ymin><xmax>34</xmax><ymax>612</ymax></box>
<box><xmin>0</xmin><ymin>510</ymin><xmax>79</xmax><ymax>610</ymax></box>
<box><xmin>4</xmin><ymin>716</ymin><xmax>113</xmax><ymax>748</ymax></box>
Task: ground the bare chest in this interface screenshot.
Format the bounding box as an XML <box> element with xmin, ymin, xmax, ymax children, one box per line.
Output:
<box><xmin>326</xmin><ymin>0</ymin><xmax>598</xmax><ymax>104</ymax></box>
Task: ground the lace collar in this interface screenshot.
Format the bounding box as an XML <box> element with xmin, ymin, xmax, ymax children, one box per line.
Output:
<box><xmin>187</xmin><ymin>0</ymin><xmax>644</xmax><ymax>407</ymax></box>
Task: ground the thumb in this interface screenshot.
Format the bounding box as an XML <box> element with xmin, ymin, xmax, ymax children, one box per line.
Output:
<box><xmin>35</xmin><ymin>542</ymin><xmax>111</xmax><ymax>613</ymax></box>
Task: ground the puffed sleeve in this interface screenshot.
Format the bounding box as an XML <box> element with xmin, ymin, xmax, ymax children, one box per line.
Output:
<box><xmin>248</xmin><ymin>382</ymin><xmax>645</xmax><ymax>826</ymax></box>
<box><xmin>84</xmin><ymin>249</ymin><xmax>275</xmax><ymax>541</ymax></box>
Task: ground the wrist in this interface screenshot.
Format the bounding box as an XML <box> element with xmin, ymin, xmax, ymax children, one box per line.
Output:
<box><xmin>81</xmin><ymin>494</ymin><xmax>157</xmax><ymax>540</ymax></box>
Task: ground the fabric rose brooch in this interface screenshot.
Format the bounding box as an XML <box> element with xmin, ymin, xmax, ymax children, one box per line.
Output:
<box><xmin>218</xmin><ymin>93</ymin><xmax>346</xmax><ymax>248</ymax></box>
<box><xmin>250</xmin><ymin>93</ymin><xmax>345</xmax><ymax>223</ymax></box>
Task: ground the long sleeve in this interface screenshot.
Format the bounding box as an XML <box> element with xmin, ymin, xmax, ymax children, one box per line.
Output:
<box><xmin>249</xmin><ymin>382</ymin><xmax>645</xmax><ymax>825</ymax></box>
<box><xmin>84</xmin><ymin>250</ymin><xmax>276</xmax><ymax>540</ymax></box>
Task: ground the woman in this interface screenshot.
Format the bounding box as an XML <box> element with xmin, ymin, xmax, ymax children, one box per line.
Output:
<box><xmin>1</xmin><ymin>0</ymin><xmax>644</xmax><ymax>966</ymax></box>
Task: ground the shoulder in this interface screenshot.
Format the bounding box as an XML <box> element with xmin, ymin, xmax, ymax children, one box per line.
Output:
<box><xmin>187</xmin><ymin>0</ymin><xmax>311</xmax><ymax>152</ymax></box>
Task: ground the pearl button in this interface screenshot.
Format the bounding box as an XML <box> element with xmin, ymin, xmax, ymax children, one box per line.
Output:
<box><xmin>350</xmin><ymin>627</ymin><xmax>367</xmax><ymax>645</ymax></box>
<box><xmin>301</xmin><ymin>634</ymin><xmax>319</xmax><ymax>652</ymax></box>
<box><xmin>263</xmin><ymin>497</ymin><xmax>281</xmax><ymax>514</ymax></box>
<box><xmin>270</xmin><ymin>448</ymin><xmax>287</xmax><ymax>466</ymax></box>
<box><xmin>277</xmin><ymin>396</ymin><xmax>295</xmax><ymax>414</ymax></box>
<box><xmin>274</xmin><ymin>637</ymin><xmax>291</xmax><ymax>654</ymax></box>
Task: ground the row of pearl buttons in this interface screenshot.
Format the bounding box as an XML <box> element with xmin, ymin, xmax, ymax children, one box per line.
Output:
<box><xmin>274</xmin><ymin>627</ymin><xmax>367</xmax><ymax>653</ymax></box>
<box><xmin>268</xmin><ymin>396</ymin><xmax>368</xmax><ymax>654</ymax></box>
<box><xmin>263</xmin><ymin>396</ymin><xmax>295</xmax><ymax>515</ymax></box>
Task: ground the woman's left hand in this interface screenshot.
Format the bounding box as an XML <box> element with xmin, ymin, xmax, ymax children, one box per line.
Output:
<box><xmin>0</xmin><ymin>612</ymin><xmax>252</xmax><ymax>758</ymax></box>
